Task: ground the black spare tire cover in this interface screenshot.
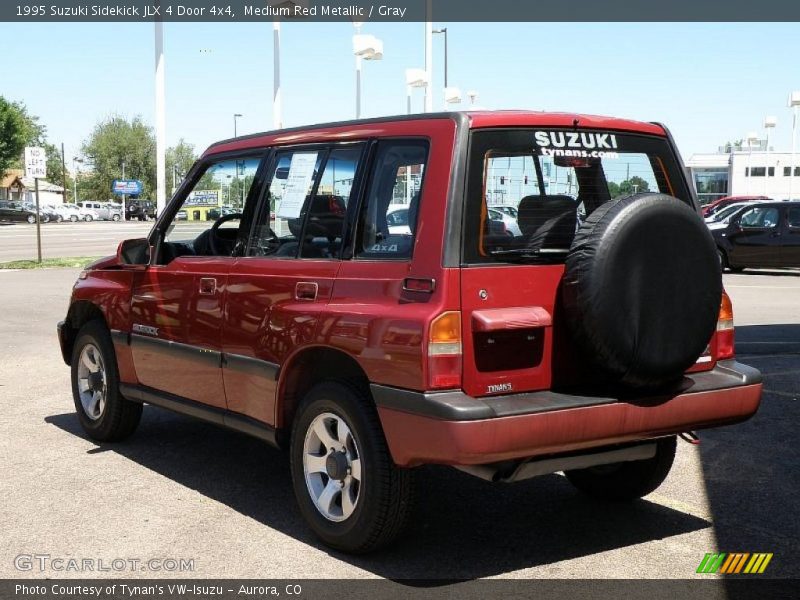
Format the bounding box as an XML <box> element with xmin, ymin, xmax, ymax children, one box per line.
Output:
<box><xmin>562</xmin><ymin>193</ymin><xmax>722</xmax><ymax>389</ymax></box>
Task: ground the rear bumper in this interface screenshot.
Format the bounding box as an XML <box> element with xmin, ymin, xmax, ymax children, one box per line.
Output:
<box><xmin>373</xmin><ymin>360</ymin><xmax>762</xmax><ymax>467</ymax></box>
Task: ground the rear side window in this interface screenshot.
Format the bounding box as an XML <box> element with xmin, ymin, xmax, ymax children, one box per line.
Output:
<box><xmin>464</xmin><ymin>129</ymin><xmax>690</xmax><ymax>264</ymax></box>
<box><xmin>356</xmin><ymin>140</ymin><xmax>429</xmax><ymax>260</ymax></box>
<box><xmin>787</xmin><ymin>207</ymin><xmax>800</xmax><ymax>228</ymax></box>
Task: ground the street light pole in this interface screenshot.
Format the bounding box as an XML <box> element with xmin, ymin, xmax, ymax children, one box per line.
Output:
<box><xmin>790</xmin><ymin>91</ymin><xmax>800</xmax><ymax>200</ymax></box>
<box><xmin>424</xmin><ymin>8</ymin><xmax>433</xmax><ymax>113</ymax></box>
<box><xmin>154</xmin><ymin>19</ymin><xmax>167</xmax><ymax>217</ymax></box>
<box><xmin>433</xmin><ymin>28</ymin><xmax>448</xmax><ymax>88</ymax></box>
<box><xmin>745</xmin><ymin>131</ymin><xmax>758</xmax><ymax>195</ymax></box>
<box><xmin>763</xmin><ymin>116</ymin><xmax>776</xmax><ymax>197</ymax></box>
<box><xmin>352</xmin><ymin>26</ymin><xmax>383</xmax><ymax>119</ymax></box>
<box><xmin>273</xmin><ymin>22</ymin><xmax>282</xmax><ymax>129</ymax></box>
<box><xmin>121</xmin><ymin>160</ymin><xmax>127</xmax><ymax>220</ymax></box>
<box><xmin>72</xmin><ymin>157</ymin><xmax>82</xmax><ymax>204</ymax></box>
<box><xmin>234</xmin><ymin>113</ymin><xmax>243</xmax><ymax>137</ymax></box>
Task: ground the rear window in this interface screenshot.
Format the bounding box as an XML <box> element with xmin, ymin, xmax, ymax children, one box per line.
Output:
<box><xmin>464</xmin><ymin>129</ymin><xmax>691</xmax><ymax>264</ymax></box>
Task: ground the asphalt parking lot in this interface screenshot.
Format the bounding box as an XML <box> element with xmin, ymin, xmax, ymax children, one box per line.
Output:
<box><xmin>0</xmin><ymin>222</ymin><xmax>204</xmax><ymax>263</ymax></box>
<box><xmin>0</xmin><ymin>268</ymin><xmax>797</xmax><ymax>581</ymax></box>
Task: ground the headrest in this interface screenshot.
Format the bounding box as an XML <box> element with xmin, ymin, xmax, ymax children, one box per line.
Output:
<box><xmin>517</xmin><ymin>195</ymin><xmax>577</xmax><ymax>235</ymax></box>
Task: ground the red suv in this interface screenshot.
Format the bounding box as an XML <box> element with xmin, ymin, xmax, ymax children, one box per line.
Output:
<box><xmin>58</xmin><ymin>112</ymin><xmax>761</xmax><ymax>553</ymax></box>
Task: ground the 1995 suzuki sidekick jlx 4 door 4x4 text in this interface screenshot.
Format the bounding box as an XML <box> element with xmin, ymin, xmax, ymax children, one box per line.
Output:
<box><xmin>58</xmin><ymin>112</ymin><xmax>762</xmax><ymax>553</ymax></box>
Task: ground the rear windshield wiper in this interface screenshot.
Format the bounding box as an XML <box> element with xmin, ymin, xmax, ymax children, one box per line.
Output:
<box><xmin>487</xmin><ymin>247</ymin><xmax>570</xmax><ymax>263</ymax></box>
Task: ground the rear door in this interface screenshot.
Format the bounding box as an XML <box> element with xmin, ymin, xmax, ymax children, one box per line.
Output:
<box><xmin>728</xmin><ymin>205</ymin><xmax>782</xmax><ymax>267</ymax></box>
<box><xmin>460</xmin><ymin>128</ymin><xmax>692</xmax><ymax>397</ymax></box>
<box><xmin>221</xmin><ymin>143</ymin><xmax>366</xmax><ymax>425</ymax></box>
<box><xmin>781</xmin><ymin>205</ymin><xmax>800</xmax><ymax>267</ymax></box>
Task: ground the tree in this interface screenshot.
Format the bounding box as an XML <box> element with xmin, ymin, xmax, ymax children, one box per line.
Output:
<box><xmin>80</xmin><ymin>115</ymin><xmax>156</xmax><ymax>201</ymax></box>
<box><xmin>166</xmin><ymin>139</ymin><xmax>197</xmax><ymax>193</ymax></box>
<box><xmin>617</xmin><ymin>176</ymin><xmax>650</xmax><ymax>197</ymax></box>
<box><xmin>0</xmin><ymin>97</ymin><xmax>44</xmax><ymax>177</ymax></box>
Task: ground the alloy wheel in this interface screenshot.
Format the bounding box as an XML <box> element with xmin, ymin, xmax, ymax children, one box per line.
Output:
<box><xmin>302</xmin><ymin>412</ymin><xmax>362</xmax><ymax>522</ymax></box>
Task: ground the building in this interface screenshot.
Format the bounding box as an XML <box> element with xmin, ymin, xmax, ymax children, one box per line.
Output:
<box><xmin>686</xmin><ymin>149</ymin><xmax>800</xmax><ymax>206</ymax></box>
<box><xmin>1</xmin><ymin>169</ymin><xmax>66</xmax><ymax>205</ymax></box>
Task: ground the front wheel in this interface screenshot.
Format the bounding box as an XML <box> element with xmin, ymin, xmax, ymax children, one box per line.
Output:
<box><xmin>26</xmin><ymin>215</ymin><xmax>36</xmax><ymax>224</ymax></box>
<box><xmin>71</xmin><ymin>321</ymin><xmax>142</xmax><ymax>442</ymax></box>
<box><xmin>112</xmin><ymin>214</ymin><xmax>121</xmax><ymax>222</ymax></box>
<box><xmin>565</xmin><ymin>437</ymin><xmax>676</xmax><ymax>501</ymax></box>
<box><xmin>70</xmin><ymin>215</ymin><xmax>78</xmax><ymax>222</ymax></box>
<box><xmin>290</xmin><ymin>381</ymin><xmax>414</xmax><ymax>553</ymax></box>
<box><xmin>84</xmin><ymin>215</ymin><xmax>93</xmax><ymax>222</ymax></box>
<box><xmin>56</xmin><ymin>215</ymin><xmax>64</xmax><ymax>223</ymax></box>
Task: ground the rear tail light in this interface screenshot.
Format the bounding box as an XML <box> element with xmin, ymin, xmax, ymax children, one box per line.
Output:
<box><xmin>716</xmin><ymin>290</ymin><xmax>735</xmax><ymax>360</ymax></box>
<box><xmin>428</xmin><ymin>311</ymin><xmax>462</xmax><ymax>389</ymax></box>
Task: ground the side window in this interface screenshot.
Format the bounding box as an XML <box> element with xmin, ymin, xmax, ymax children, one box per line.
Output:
<box><xmin>740</xmin><ymin>206</ymin><xmax>779</xmax><ymax>229</ymax></box>
<box><xmin>788</xmin><ymin>207</ymin><xmax>800</xmax><ymax>228</ymax></box>
<box><xmin>162</xmin><ymin>156</ymin><xmax>261</xmax><ymax>262</ymax></box>
<box><xmin>249</xmin><ymin>145</ymin><xmax>363</xmax><ymax>259</ymax></box>
<box><xmin>356</xmin><ymin>140</ymin><xmax>429</xmax><ymax>260</ymax></box>
<box><xmin>299</xmin><ymin>146</ymin><xmax>363</xmax><ymax>258</ymax></box>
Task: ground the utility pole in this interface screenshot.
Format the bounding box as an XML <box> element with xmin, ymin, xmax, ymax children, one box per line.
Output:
<box><xmin>61</xmin><ymin>143</ymin><xmax>67</xmax><ymax>203</ymax></box>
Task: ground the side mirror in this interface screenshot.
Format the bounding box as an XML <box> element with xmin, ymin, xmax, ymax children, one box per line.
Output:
<box><xmin>116</xmin><ymin>238</ymin><xmax>150</xmax><ymax>268</ymax></box>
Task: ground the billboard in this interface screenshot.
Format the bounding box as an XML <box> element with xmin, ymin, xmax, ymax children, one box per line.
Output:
<box><xmin>186</xmin><ymin>189</ymin><xmax>221</xmax><ymax>207</ymax></box>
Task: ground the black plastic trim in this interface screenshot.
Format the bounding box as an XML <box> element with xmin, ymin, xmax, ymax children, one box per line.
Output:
<box><xmin>130</xmin><ymin>334</ymin><xmax>222</xmax><ymax>368</ymax></box>
<box><xmin>110</xmin><ymin>329</ymin><xmax>128</xmax><ymax>346</ymax></box>
<box><xmin>442</xmin><ymin>112</ymin><xmax>471</xmax><ymax>268</ymax></box>
<box><xmin>223</xmin><ymin>352</ymin><xmax>279</xmax><ymax>381</ymax></box>
<box><xmin>371</xmin><ymin>360</ymin><xmax>762</xmax><ymax>422</ymax></box>
<box><xmin>56</xmin><ymin>320</ymin><xmax>70</xmax><ymax>365</ymax></box>
<box><xmin>119</xmin><ymin>383</ymin><xmax>278</xmax><ymax>446</ymax></box>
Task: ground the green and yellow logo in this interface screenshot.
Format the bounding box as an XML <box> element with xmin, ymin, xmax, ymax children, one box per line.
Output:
<box><xmin>697</xmin><ymin>552</ymin><xmax>773</xmax><ymax>574</ymax></box>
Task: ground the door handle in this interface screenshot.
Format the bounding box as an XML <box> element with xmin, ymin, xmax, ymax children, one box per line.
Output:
<box><xmin>295</xmin><ymin>281</ymin><xmax>318</xmax><ymax>301</ymax></box>
<box><xmin>199</xmin><ymin>277</ymin><xmax>217</xmax><ymax>295</ymax></box>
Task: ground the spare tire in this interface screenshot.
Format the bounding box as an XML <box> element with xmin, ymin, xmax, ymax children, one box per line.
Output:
<box><xmin>562</xmin><ymin>193</ymin><xmax>721</xmax><ymax>389</ymax></box>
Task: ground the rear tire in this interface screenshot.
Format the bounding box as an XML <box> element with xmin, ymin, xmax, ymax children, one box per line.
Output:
<box><xmin>112</xmin><ymin>214</ymin><xmax>121</xmax><ymax>222</ymax></box>
<box><xmin>70</xmin><ymin>215</ymin><xmax>78</xmax><ymax>222</ymax></box>
<box><xmin>290</xmin><ymin>380</ymin><xmax>414</xmax><ymax>553</ymax></box>
<box><xmin>71</xmin><ymin>320</ymin><xmax>142</xmax><ymax>442</ymax></box>
<box><xmin>564</xmin><ymin>437</ymin><xmax>676</xmax><ymax>501</ymax></box>
<box><xmin>26</xmin><ymin>215</ymin><xmax>35</xmax><ymax>224</ymax></box>
<box><xmin>84</xmin><ymin>215</ymin><xmax>93</xmax><ymax>222</ymax></box>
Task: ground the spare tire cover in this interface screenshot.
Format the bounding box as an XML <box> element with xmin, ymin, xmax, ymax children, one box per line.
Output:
<box><xmin>562</xmin><ymin>193</ymin><xmax>722</xmax><ymax>389</ymax></box>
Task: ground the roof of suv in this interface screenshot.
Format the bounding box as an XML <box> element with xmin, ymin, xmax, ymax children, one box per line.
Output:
<box><xmin>204</xmin><ymin>111</ymin><xmax>667</xmax><ymax>157</ymax></box>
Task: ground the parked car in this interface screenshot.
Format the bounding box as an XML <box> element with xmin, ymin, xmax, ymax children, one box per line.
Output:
<box><xmin>385</xmin><ymin>204</ymin><xmax>412</xmax><ymax>234</ymax></box>
<box><xmin>705</xmin><ymin>202</ymin><xmax>761</xmax><ymax>229</ymax></box>
<box><xmin>127</xmin><ymin>200</ymin><xmax>156</xmax><ymax>221</ymax></box>
<box><xmin>58</xmin><ymin>112</ymin><xmax>761</xmax><ymax>554</ymax></box>
<box><xmin>206</xmin><ymin>207</ymin><xmax>237</xmax><ymax>221</ymax></box>
<box><xmin>51</xmin><ymin>204</ymin><xmax>90</xmax><ymax>222</ymax></box>
<box><xmin>22</xmin><ymin>202</ymin><xmax>56</xmax><ymax>223</ymax></box>
<box><xmin>175</xmin><ymin>210</ymin><xmax>188</xmax><ymax>221</ymax></box>
<box><xmin>488</xmin><ymin>207</ymin><xmax>522</xmax><ymax>236</ymax></box>
<box><xmin>712</xmin><ymin>200</ymin><xmax>800</xmax><ymax>270</ymax></box>
<box><xmin>702</xmin><ymin>195</ymin><xmax>769</xmax><ymax>219</ymax></box>
<box><xmin>0</xmin><ymin>201</ymin><xmax>38</xmax><ymax>223</ymax></box>
<box><xmin>494</xmin><ymin>205</ymin><xmax>519</xmax><ymax>218</ymax></box>
<box><xmin>78</xmin><ymin>201</ymin><xmax>122</xmax><ymax>221</ymax></box>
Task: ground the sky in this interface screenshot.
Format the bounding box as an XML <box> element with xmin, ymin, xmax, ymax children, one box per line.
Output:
<box><xmin>1</xmin><ymin>21</ymin><xmax>799</xmax><ymax>172</ymax></box>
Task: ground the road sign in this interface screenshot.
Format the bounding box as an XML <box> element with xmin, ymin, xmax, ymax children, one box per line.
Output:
<box><xmin>24</xmin><ymin>147</ymin><xmax>47</xmax><ymax>179</ymax></box>
<box><xmin>112</xmin><ymin>179</ymin><xmax>143</xmax><ymax>196</ymax></box>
